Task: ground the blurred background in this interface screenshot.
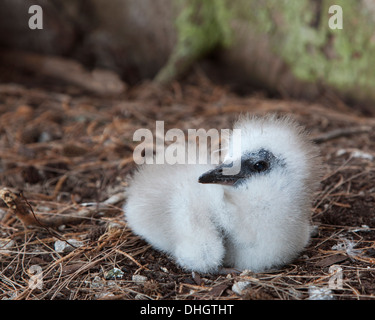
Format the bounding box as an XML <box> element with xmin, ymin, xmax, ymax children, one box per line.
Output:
<box><xmin>1</xmin><ymin>0</ymin><xmax>375</xmax><ymax>301</ymax></box>
<box><xmin>1</xmin><ymin>0</ymin><xmax>375</xmax><ymax>113</ymax></box>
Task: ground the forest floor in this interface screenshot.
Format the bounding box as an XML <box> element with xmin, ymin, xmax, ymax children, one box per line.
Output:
<box><xmin>0</xmin><ymin>65</ymin><xmax>375</xmax><ymax>300</ymax></box>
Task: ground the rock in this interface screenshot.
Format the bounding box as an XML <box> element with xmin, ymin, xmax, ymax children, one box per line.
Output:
<box><xmin>232</xmin><ymin>281</ymin><xmax>251</xmax><ymax>295</ymax></box>
<box><xmin>54</xmin><ymin>239</ymin><xmax>84</xmax><ymax>253</ymax></box>
<box><xmin>105</xmin><ymin>267</ymin><xmax>124</xmax><ymax>280</ymax></box>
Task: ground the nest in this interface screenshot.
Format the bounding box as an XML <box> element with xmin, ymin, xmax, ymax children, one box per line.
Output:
<box><xmin>1</xmin><ymin>71</ymin><xmax>375</xmax><ymax>300</ymax></box>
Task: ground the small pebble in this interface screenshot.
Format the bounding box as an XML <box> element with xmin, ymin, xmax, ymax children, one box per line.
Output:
<box><xmin>232</xmin><ymin>281</ymin><xmax>251</xmax><ymax>295</ymax></box>
<box><xmin>105</xmin><ymin>267</ymin><xmax>124</xmax><ymax>280</ymax></box>
<box><xmin>54</xmin><ymin>239</ymin><xmax>84</xmax><ymax>253</ymax></box>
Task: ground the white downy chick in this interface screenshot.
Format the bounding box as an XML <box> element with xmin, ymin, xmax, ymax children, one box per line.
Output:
<box><xmin>124</xmin><ymin>115</ymin><xmax>321</xmax><ymax>273</ymax></box>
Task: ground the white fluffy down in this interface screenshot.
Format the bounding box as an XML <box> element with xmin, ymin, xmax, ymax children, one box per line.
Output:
<box><xmin>124</xmin><ymin>115</ymin><xmax>321</xmax><ymax>273</ymax></box>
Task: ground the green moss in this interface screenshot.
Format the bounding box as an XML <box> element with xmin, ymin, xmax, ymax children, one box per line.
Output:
<box><xmin>156</xmin><ymin>0</ymin><xmax>375</xmax><ymax>102</ymax></box>
<box><xmin>154</xmin><ymin>0</ymin><xmax>234</xmax><ymax>84</ymax></box>
<box><xmin>229</xmin><ymin>0</ymin><xmax>375</xmax><ymax>101</ymax></box>
<box><xmin>274</xmin><ymin>0</ymin><xmax>375</xmax><ymax>97</ymax></box>
<box><xmin>276</xmin><ymin>1</ymin><xmax>328</xmax><ymax>81</ymax></box>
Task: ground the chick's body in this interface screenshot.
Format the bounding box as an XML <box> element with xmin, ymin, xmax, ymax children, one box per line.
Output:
<box><xmin>124</xmin><ymin>115</ymin><xmax>320</xmax><ymax>273</ymax></box>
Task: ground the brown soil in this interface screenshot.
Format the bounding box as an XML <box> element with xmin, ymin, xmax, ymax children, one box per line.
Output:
<box><xmin>0</xmin><ymin>68</ymin><xmax>374</xmax><ymax>300</ymax></box>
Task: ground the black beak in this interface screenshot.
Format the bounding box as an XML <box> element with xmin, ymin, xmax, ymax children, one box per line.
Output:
<box><xmin>199</xmin><ymin>148</ymin><xmax>274</xmax><ymax>186</ymax></box>
<box><xmin>198</xmin><ymin>162</ymin><xmax>243</xmax><ymax>186</ymax></box>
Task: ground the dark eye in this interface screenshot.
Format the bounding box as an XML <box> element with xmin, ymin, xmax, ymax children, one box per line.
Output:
<box><xmin>253</xmin><ymin>160</ymin><xmax>269</xmax><ymax>173</ymax></box>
